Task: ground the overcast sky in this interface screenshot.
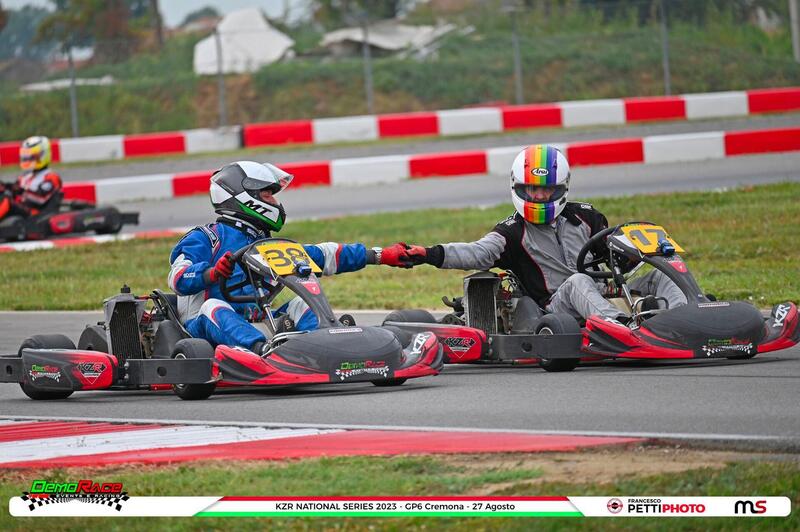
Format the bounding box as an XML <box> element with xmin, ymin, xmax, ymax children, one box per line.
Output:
<box><xmin>3</xmin><ymin>0</ymin><xmax>312</xmax><ymax>27</ymax></box>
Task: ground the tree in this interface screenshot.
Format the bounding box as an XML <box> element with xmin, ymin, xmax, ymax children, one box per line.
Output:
<box><xmin>0</xmin><ymin>6</ymin><xmax>57</xmax><ymax>61</ymax></box>
<box><xmin>179</xmin><ymin>5</ymin><xmax>220</xmax><ymax>27</ymax></box>
<box><xmin>312</xmin><ymin>0</ymin><xmax>409</xmax><ymax>27</ymax></box>
<box><xmin>0</xmin><ymin>2</ymin><xmax>7</xmax><ymax>34</ymax></box>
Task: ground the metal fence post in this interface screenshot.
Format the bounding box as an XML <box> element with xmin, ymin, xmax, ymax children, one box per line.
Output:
<box><xmin>791</xmin><ymin>0</ymin><xmax>800</xmax><ymax>62</ymax></box>
<box><xmin>67</xmin><ymin>46</ymin><xmax>79</xmax><ymax>137</ymax></box>
<box><xmin>510</xmin><ymin>6</ymin><xmax>524</xmax><ymax>105</ymax></box>
<box><xmin>361</xmin><ymin>17</ymin><xmax>375</xmax><ymax>115</ymax></box>
<box><xmin>659</xmin><ymin>0</ymin><xmax>672</xmax><ymax>95</ymax></box>
<box><xmin>214</xmin><ymin>27</ymin><xmax>227</xmax><ymax>127</ymax></box>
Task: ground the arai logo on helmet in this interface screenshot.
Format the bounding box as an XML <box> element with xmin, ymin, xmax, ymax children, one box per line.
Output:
<box><xmin>531</xmin><ymin>168</ymin><xmax>549</xmax><ymax>177</ymax></box>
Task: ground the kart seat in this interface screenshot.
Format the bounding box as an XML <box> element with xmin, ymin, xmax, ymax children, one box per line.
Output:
<box><xmin>152</xmin><ymin>289</ymin><xmax>181</xmax><ymax>323</ymax></box>
<box><xmin>151</xmin><ymin>290</ymin><xmax>191</xmax><ymax>358</ymax></box>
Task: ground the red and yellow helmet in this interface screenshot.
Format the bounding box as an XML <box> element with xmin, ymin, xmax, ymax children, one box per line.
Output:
<box><xmin>19</xmin><ymin>136</ymin><xmax>52</xmax><ymax>171</ymax></box>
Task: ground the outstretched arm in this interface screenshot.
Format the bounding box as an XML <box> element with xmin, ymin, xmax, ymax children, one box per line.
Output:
<box><xmin>406</xmin><ymin>231</ymin><xmax>507</xmax><ymax>270</ymax></box>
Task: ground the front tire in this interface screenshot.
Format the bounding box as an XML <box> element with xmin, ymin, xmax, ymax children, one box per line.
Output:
<box><xmin>18</xmin><ymin>334</ymin><xmax>76</xmax><ymax>400</ymax></box>
<box><xmin>372</xmin><ymin>378</ymin><xmax>407</xmax><ymax>387</ymax></box>
<box><xmin>535</xmin><ymin>314</ymin><xmax>581</xmax><ymax>372</ymax></box>
<box><xmin>172</xmin><ymin>339</ymin><xmax>216</xmax><ymax>400</ymax></box>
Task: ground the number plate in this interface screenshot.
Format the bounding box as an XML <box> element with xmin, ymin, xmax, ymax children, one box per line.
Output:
<box><xmin>620</xmin><ymin>224</ymin><xmax>684</xmax><ymax>254</ymax></box>
<box><xmin>255</xmin><ymin>242</ymin><xmax>322</xmax><ymax>276</ymax></box>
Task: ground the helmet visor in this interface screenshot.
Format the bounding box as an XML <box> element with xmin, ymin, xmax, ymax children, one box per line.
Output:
<box><xmin>514</xmin><ymin>183</ymin><xmax>567</xmax><ymax>204</ymax></box>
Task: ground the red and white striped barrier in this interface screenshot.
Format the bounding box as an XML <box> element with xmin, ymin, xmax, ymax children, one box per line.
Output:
<box><xmin>55</xmin><ymin>124</ymin><xmax>800</xmax><ymax>205</ymax></box>
<box><xmin>0</xmin><ymin>419</ymin><xmax>641</xmax><ymax>469</ymax></box>
<box><xmin>1</xmin><ymin>87</ymin><xmax>798</xmax><ymax>166</ymax></box>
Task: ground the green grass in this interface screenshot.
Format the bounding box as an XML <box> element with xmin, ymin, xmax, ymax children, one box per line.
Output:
<box><xmin>0</xmin><ymin>454</ymin><xmax>797</xmax><ymax>530</ymax></box>
<box><xmin>0</xmin><ymin>182</ymin><xmax>798</xmax><ymax>310</ymax></box>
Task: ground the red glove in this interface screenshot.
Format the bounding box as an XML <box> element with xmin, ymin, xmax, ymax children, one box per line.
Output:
<box><xmin>405</xmin><ymin>245</ymin><xmax>428</xmax><ymax>265</ymax></box>
<box><xmin>208</xmin><ymin>251</ymin><xmax>235</xmax><ymax>283</ymax></box>
<box><xmin>380</xmin><ymin>242</ymin><xmax>414</xmax><ymax>268</ymax></box>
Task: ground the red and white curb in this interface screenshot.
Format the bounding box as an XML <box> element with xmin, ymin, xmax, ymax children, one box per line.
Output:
<box><xmin>0</xmin><ymin>228</ymin><xmax>189</xmax><ymax>253</ymax></box>
<box><xmin>56</xmin><ymin>124</ymin><xmax>800</xmax><ymax>205</ymax></box>
<box><xmin>0</xmin><ymin>418</ymin><xmax>642</xmax><ymax>469</ymax></box>
<box><xmin>1</xmin><ymin>86</ymin><xmax>798</xmax><ymax>166</ymax></box>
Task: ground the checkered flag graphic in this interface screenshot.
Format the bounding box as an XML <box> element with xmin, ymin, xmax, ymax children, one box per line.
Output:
<box><xmin>20</xmin><ymin>492</ymin><xmax>130</xmax><ymax>512</ymax></box>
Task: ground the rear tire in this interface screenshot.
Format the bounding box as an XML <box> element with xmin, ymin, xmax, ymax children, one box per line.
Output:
<box><xmin>77</xmin><ymin>325</ymin><xmax>109</xmax><ymax>353</ymax></box>
<box><xmin>18</xmin><ymin>334</ymin><xmax>76</xmax><ymax>400</ymax></box>
<box><xmin>95</xmin><ymin>209</ymin><xmax>122</xmax><ymax>235</ymax></box>
<box><xmin>372</xmin><ymin>378</ymin><xmax>407</xmax><ymax>387</ymax></box>
<box><xmin>172</xmin><ymin>339</ymin><xmax>216</xmax><ymax>400</ymax></box>
<box><xmin>535</xmin><ymin>314</ymin><xmax>581</xmax><ymax>372</ymax></box>
<box><xmin>382</xmin><ymin>309</ymin><xmax>437</xmax><ymax>325</ymax></box>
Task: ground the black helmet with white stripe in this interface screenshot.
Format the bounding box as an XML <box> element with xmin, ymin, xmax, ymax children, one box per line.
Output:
<box><xmin>209</xmin><ymin>161</ymin><xmax>293</xmax><ymax>234</ymax></box>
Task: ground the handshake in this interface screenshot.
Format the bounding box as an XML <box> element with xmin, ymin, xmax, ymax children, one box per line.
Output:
<box><xmin>378</xmin><ymin>242</ymin><xmax>430</xmax><ymax>269</ymax></box>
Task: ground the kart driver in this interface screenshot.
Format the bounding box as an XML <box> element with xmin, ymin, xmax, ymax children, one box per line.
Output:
<box><xmin>388</xmin><ymin>144</ymin><xmax>686</xmax><ymax>325</ymax></box>
<box><xmin>0</xmin><ymin>136</ymin><xmax>62</xmax><ymax>223</ymax></box>
<box><xmin>168</xmin><ymin>161</ymin><xmax>409</xmax><ymax>355</ymax></box>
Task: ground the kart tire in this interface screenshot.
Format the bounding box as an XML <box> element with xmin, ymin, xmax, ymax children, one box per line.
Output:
<box><xmin>726</xmin><ymin>352</ymin><xmax>757</xmax><ymax>360</ymax></box>
<box><xmin>95</xmin><ymin>209</ymin><xmax>122</xmax><ymax>235</ymax></box>
<box><xmin>535</xmin><ymin>314</ymin><xmax>581</xmax><ymax>373</ymax></box>
<box><xmin>372</xmin><ymin>378</ymin><xmax>407</xmax><ymax>387</ymax></box>
<box><xmin>77</xmin><ymin>325</ymin><xmax>109</xmax><ymax>353</ymax></box>
<box><xmin>382</xmin><ymin>309</ymin><xmax>437</xmax><ymax>325</ymax></box>
<box><xmin>172</xmin><ymin>339</ymin><xmax>216</xmax><ymax>400</ymax></box>
<box><xmin>2</xmin><ymin>216</ymin><xmax>26</xmax><ymax>242</ymax></box>
<box><xmin>18</xmin><ymin>334</ymin><xmax>76</xmax><ymax>400</ymax></box>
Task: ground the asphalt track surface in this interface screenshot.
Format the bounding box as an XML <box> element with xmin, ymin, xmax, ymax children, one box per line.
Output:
<box><xmin>0</xmin><ymin>312</ymin><xmax>798</xmax><ymax>447</ymax></box>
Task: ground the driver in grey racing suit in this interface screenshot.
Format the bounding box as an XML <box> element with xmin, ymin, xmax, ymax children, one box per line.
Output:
<box><xmin>394</xmin><ymin>144</ymin><xmax>686</xmax><ymax>324</ymax></box>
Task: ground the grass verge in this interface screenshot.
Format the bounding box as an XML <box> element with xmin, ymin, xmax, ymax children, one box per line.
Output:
<box><xmin>0</xmin><ymin>182</ymin><xmax>798</xmax><ymax>310</ymax></box>
<box><xmin>0</xmin><ymin>447</ymin><xmax>797</xmax><ymax>530</ymax></box>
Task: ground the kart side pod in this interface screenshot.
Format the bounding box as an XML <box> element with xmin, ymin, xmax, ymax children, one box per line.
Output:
<box><xmin>0</xmin><ymin>349</ymin><xmax>214</xmax><ymax>391</ymax></box>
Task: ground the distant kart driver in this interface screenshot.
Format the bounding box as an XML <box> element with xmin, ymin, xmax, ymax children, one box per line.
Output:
<box><xmin>168</xmin><ymin>161</ymin><xmax>409</xmax><ymax>355</ymax></box>
<box><xmin>0</xmin><ymin>136</ymin><xmax>62</xmax><ymax>222</ymax></box>
<box><xmin>387</xmin><ymin>144</ymin><xmax>687</xmax><ymax>325</ymax></box>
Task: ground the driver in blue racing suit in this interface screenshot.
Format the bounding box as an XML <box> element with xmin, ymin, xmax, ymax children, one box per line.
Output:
<box><xmin>168</xmin><ymin>161</ymin><xmax>409</xmax><ymax>356</ymax></box>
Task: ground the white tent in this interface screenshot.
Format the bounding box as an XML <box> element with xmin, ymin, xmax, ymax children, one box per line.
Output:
<box><xmin>193</xmin><ymin>8</ymin><xmax>294</xmax><ymax>75</ymax></box>
<box><xmin>321</xmin><ymin>20</ymin><xmax>455</xmax><ymax>57</ymax></box>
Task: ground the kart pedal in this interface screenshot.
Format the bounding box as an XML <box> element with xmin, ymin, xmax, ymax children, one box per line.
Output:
<box><xmin>338</xmin><ymin>314</ymin><xmax>356</xmax><ymax>327</ymax></box>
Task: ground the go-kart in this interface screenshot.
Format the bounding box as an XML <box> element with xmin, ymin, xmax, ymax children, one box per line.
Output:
<box><xmin>384</xmin><ymin>222</ymin><xmax>799</xmax><ymax>372</ymax></box>
<box><xmin>0</xmin><ymin>190</ymin><xmax>138</xmax><ymax>242</ymax></box>
<box><xmin>0</xmin><ymin>238</ymin><xmax>443</xmax><ymax>400</ymax></box>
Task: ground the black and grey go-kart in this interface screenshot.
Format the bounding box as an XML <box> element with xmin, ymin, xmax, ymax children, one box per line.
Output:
<box><xmin>0</xmin><ymin>190</ymin><xmax>138</xmax><ymax>242</ymax></box>
<box><xmin>384</xmin><ymin>221</ymin><xmax>799</xmax><ymax>372</ymax></box>
<box><xmin>0</xmin><ymin>237</ymin><xmax>443</xmax><ymax>401</ymax></box>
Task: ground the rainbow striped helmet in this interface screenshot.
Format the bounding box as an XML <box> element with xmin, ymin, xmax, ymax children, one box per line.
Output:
<box><xmin>510</xmin><ymin>144</ymin><xmax>570</xmax><ymax>224</ymax></box>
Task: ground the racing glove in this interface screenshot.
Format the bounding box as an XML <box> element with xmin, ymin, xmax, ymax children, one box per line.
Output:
<box><xmin>205</xmin><ymin>251</ymin><xmax>235</xmax><ymax>284</ymax></box>
<box><xmin>405</xmin><ymin>244</ymin><xmax>444</xmax><ymax>268</ymax></box>
<box><xmin>379</xmin><ymin>242</ymin><xmax>415</xmax><ymax>268</ymax></box>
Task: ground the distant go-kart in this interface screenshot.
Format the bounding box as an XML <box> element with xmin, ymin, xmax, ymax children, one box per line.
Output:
<box><xmin>384</xmin><ymin>222</ymin><xmax>799</xmax><ymax>372</ymax></box>
<box><xmin>0</xmin><ymin>238</ymin><xmax>443</xmax><ymax>400</ymax></box>
<box><xmin>0</xmin><ymin>190</ymin><xmax>138</xmax><ymax>243</ymax></box>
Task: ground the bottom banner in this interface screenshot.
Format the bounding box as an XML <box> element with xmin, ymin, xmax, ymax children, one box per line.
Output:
<box><xmin>8</xmin><ymin>496</ymin><xmax>791</xmax><ymax>517</ymax></box>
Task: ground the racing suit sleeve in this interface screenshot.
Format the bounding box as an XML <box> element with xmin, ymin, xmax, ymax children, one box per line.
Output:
<box><xmin>303</xmin><ymin>242</ymin><xmax>368</xmax><ymax>276</ymax></box>
<box><xmin>168</xmin><ymin>229</ymin><xmax>214</xmax><ymax>295</ymax></box>
<box><xmin>22</xmin><ymin>171</ymin><xmax>62</xmax><ymax>207</ymax></box>
<box><xmin>422</xmin><ymin>231</ymin><xmax>507</xmax><ymax>270</ymax></box>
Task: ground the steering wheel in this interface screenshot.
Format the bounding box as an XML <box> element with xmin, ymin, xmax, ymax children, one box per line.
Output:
<box><xmin>575</xmin><ymin>226</ymin><xmax>619</xmax><ymax>279</ymax></box>
<box><xmin>219</xmin><ymin>244</ymin><xmax>258</xmax><ymax>303</ymax></box>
